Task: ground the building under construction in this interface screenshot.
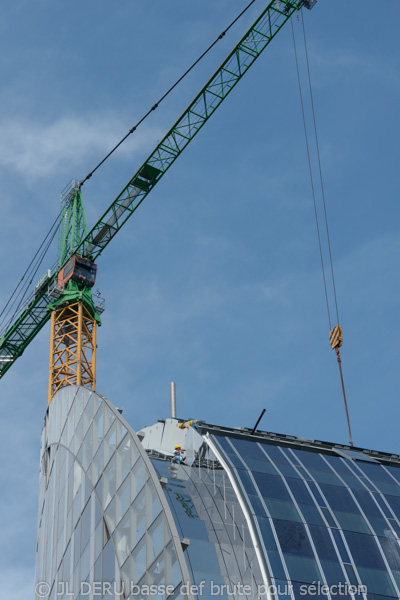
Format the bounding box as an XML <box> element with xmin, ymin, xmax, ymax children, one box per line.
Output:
<box><xmin>0</xmin><ymin>1</ymin><xmax>398</xmax><ymax>599</ymax></box>
<box><xmin>35</xmin><ymin>385</ymin><xmax>400</xmax><ymax>599</ymax></box>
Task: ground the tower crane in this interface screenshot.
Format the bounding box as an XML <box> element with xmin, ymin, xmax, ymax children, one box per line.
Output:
<box><xmin>0</xmin><ymin>0</ymin><xmax>317</xmax><ymax>404</ymax></box>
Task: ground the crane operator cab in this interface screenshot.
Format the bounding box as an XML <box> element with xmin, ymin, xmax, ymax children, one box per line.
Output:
<box><xmin>57</xmin><ymin>255</ymin><xmax>97</xmax><ymax>290</ymax></box>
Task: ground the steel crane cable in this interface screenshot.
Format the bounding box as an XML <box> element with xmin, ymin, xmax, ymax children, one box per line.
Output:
<box><xmin>300</xmin><ymin>9</ymin><xmax>340</xmax><ymax>325</ymax></box>
<box><xmin>291</xmin><ymin>15</ymin><xmax>353</xmax><ymax>447</ymax></box>
<box><xmin>290</xmin><ymin>16</ymin><xmax>333</xmax><ymax>330</ymax></box>
<box><xmin>79</xmin><ymin>0</ymin><xmax>258</xmax><ymax>188</ymax></box>
<box><xmin>0</xmin><ymin>0</ymin><xmax>258</xmax><ymax>332</ymax></box>
<box><xmin>0</xmin><ymin>215</ymin><xmax>60</xmax><ymax>331</ymax></box>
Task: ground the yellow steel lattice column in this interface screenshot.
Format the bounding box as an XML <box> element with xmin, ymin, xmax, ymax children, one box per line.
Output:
<box><xmin>48</xmin><ymin>301</ymin><xmax>97</xmax><ymax>404</ymax></box>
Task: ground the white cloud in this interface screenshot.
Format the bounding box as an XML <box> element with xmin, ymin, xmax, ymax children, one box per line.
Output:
<box><xmin>0</xmin><ymin>113</ymin><xmax>161</xmax><ymax>181</ymax></box>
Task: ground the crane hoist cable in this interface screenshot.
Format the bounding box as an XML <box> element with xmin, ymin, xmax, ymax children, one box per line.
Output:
<box><xmin>0</xmin><ymin>214</ymin><xmax>61</xmax><ymax>330</ymax></box>
<box><xmin>0</xmin><ymin>0</ymin><xmax>258</xmax><ymax>330</ymax></box>
<box><xmin>79</xmin><ymin>0</ymin><xmax>258</xmax><ymax>188</ymax></box>
<box><xmin>291</xmin><ymin>14</ymin><xmax>354</xmax><ymax>447</ymax></box>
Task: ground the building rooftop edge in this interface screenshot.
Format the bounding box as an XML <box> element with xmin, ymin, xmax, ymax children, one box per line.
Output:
<box><xmin>191</xmin><ymin>420</ymin><xmax>400</xmax><ymax>467</ymax></box>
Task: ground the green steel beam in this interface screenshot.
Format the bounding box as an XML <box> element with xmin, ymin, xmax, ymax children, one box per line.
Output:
<box><xmin>0</xmin><ymin>0</ymin><xmax>317</xmax><ymax>378</ymax></box>
<box><xmin>80</xmin><ymin>0</ymin><xmax>312</xmax><ymax>261</ymax></box>
<box><xmin>0</xmin><ymin>274</ymin><xmax>56</xmax><ymax>377</ymax></box>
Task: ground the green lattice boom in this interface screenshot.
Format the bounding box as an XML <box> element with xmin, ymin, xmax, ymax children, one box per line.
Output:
<box><xmin>0</xmin><ymin>0</ymin><xmax>316</xmax><ymax>378</ymax></box>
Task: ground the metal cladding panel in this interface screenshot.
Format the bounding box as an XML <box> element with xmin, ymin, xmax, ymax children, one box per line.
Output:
<box><xmin>139</xmin><ymin>418</ymin><xmax>204</xmax><ymax>465</ymax></box>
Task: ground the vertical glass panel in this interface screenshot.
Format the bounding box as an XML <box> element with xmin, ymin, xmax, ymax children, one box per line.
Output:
<box><xmin>147</xmin><ymin>514</ymin><xmax>165</xmax><ymax>565</ymax></box>
<box><xmin>81</xmin><ymin>424</ymin><xmax>93</xmax><ymax>472</ymax></box>
<box><xmin>331</xmin><ymin>529</ymin><xmax>350</xmax><ymax>562</ymax></box>
<box><xmin>116</xmin><ymin>476</ymin><xmax>131</xmax><ymax>525</ymax></box>
<box><xmin>80</xmin><ymin>500</ymin><xmax>91</xmax><ymax>552</ymax></box>
<box><xmin>116</xmin><ymin>436</ymin><xmax>131</xmax><ymax>490</ymax></box>
<box><xmin>257</xmin><ymin>516</ymin><xmax>278</xmax><ymax>551</ymax></box>
<box><xmin>132</xmin><ymin>487</ymin><xmax>146</xmax><ymax>549</ymax></box>
<box><xmin>104</xmin><ymin>421</ymin><xmax>117</xmax><ymax>467</ymax></box>
<box><xmin>132</xmin><ymin>460</ymin><xmax>146</xmax><ymax>499</ymax></box>
<box><xmin>308</xmin><ymin>525</ymin><xmax>339</xmax><ymax>561</ymax></box>
<box><xmin>72</xmin><ymin>461</ymin><xmax>82</xmax><ymax>500</ymax></box>
<box><xmin>103</xmin><ymin>456</ymin><xmax>116</xmax><ymax>509</ymax></box>
<box><xmin>115</xmin><ymin>509</ymin><xmax>131</xmax><ymax>565</ymax></box>
<box><xmin>92</xmin><ymin>444</ymin><xmax>104</xmax><ymax>486</ymax></box>
<box><xmin>102</xmin><ymin>538</ymin><xmax>115</xmax><ymax>583</ymax></box>
<box><xmin>146</xmin><ymin>480</ymin><xmax>162</xmax><ymax>527</ymax></box>
<box><xmin>104</xmin><ymin>496</ymin><xmax>116</xmax><ymax>534</ymax></box>
<box><xmin>132</xmin><ymin>535</ymin><xmax>146</xmax><ymax>582</ymax></box>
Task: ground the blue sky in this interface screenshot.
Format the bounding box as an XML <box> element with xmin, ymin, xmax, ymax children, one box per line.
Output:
<box><xmin>0</xmin><ymin>0</ymin><xmax>399</xmax><ymax>596</ymax></box>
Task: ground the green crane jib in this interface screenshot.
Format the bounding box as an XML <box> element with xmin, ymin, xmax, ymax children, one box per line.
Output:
<box><xmin>0</xmin><ymin>0</ymin><xmax>317</xmax><ymax>378</ymax></box>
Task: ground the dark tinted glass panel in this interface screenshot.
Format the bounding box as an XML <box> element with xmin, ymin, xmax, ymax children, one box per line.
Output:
<box><xmin>291</xmin><ymin>449</ymin><xmax>330</xmax><ymax>471</ymax></box>
<box><xmin>344</xmin><ymin>562</ymin><xmax>358</xmax><ymax>585</ymax></box>
<box><xmin>375</xmin><ymin>481</ymin><xmax>400</xmax><ymax>497</ymax></box>
<box><xmin>286</xmin><ymin>478</ymin><xmax>315</xmax><ymax>505</ymax></box>
<box><xmin>320</xmin><ymin>559</ymin><xmax>347</xmax><ymax>585</ymax></box>
<box><xmin>229</xmin><ymin>437</ymin><xmax>270</xmax><ymax>460</ymax></box>
<box><xmin>319</xmin><ymin>484</ymin><xmax>359</xmax><ymax>513</ymax></box>
<box><xmin>356</xmin><ymin>463</ymin><xmax>396</xmax><ymax>483</ymax></box>
<box><xmin>331</xmin><ymin>529</ymin><xmax>350</xmax><ymax>562</ymax></box>
<box><xmin>308</xmin><ymin>468</ymin><xmax>344</xmax><ymax>486</ymax></box>
<box><xmin>291</xmin><ymin>582</ymin><xmax>324</xmax><ymax>600</ymax></box>
<box><xmin>277</xmin><ymin>463</ymin><xmax>302</xmax><ymax>479</ymax></box>
<box><xmin>247</xmin><ymin>494</ymin><xmax>267</xmax><ymax>517</ymax></box>
<box><xmin>307</xmin><ymin>482</ymin><xmax>326</xmax><ymax>507</ymax></box>
<box><xmin>356</xmin><ymin>566</ymin><xmax>396</xmax><ymax>597</ymax></box>
<box><xmin>385</xmin><ymin>466</ymin><xmax>400</xmax><ymax>484</ymax></box>
<box><xmin>320</xmin><ymin>507</ymin><xmax>337</xmax><ymax>527</ymax></box>
<box><xmin>340</xmin><ymin>474</ymin><xmax>369</xmax><ymax>490</ymax></box>
<box><xmin>242</xmin><ymin>457</ymin><xmax>278</xmax><ymax>475</ymax></box>
<box><xmin>324</xmin><ymin>454</ymin><xmax>355</xmax><ymax>474</ymax></box>
<box><xmin>237</xmin><ymin>470</ymin><xmax>258</xmax><ymax>496</ymax></box>
<box><xmin>388</xmin><ymin>519</ymin><xmax>400</xmax><ymax>537</ymax></box>
<box><xmin>252</xmin><ymin>472</ymin><xmax>291</xmax><ymax>501</ymax></box>
<box><xmin>352</xmin><ymin>489</ymin><xmax>382</xmax><ymax>517</ymax></box>
<box><xmin>378</xmin><ymin>536</ymin><xmax>400</xmax><ymax>571</ymax></box>
<box><xmin>334</xmin><ymin>511</ymin><xmax>371</xmax><ymax>534</ymax></box>
<box><xmin>344</xmin><ymin>531</ymin><xmax>386</xmax><ymax>569</ymax></box>
<box><xmin>257</xmin><ymin>516</ymin><xmax>278</xmax><ymax>551</ymax></box>
<box><xmin>273</xmin><ymin>520</ymin><xmax>313</xmax><ymax>557</ymax></box>
<box><xmin>308</xmin><ymin>525</ymin><xmax>338</xmax><ymax>560</ymax></box>
<box><xmin>298</xmin><ymin>504</ymin><xmax>325</xmax><ymax>526</ymax></box>
<box><xmin>373</xmin><ymin>493</ymin><xmax>394</xmax><ymax>518</ymax></box>
<box><xmin>295</xmin><ymin>465</ymin><xmax>312</xmax><ymax>480</ymax></box>
<box><xmin>284</xmin><ymin>554</ymin><xmax>322</xmax><ymax>584</ymax></box>
<box><xmin>273</xmin><ymin>579</ymin><xmax>293</xmax><ymax>599</ymax></box>
<box><xmin>265</xmin><ymin>499</ymin><xmax>302</xmax><ymax>522</ymax></box>
<box><xmin>262</xmin><ymin>444</ymin><xmax>290</xmax><ymax>464</ymax></box>
<box><xmin>268</xmin><ymin>550</ymin><xmax>287</xmax><ymax>580</ymax></box>
<box><xmin>384</xmin><ymin>495</ymin><xmax>400</xmax><ymax>520</ymax></box>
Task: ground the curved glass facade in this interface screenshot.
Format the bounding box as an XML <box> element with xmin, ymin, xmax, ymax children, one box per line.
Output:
<box><xmin>209</xmin><ymin>432</ymin><xmax>400</xmax><ymax>600</ymax></box>
<box><xmin>35</xmin><ymin>386</ymin><xmax>192</xmax><ymax>600</ymax></box>
<box><xmin>35</xmin><ymin>386</ymin><xmax>400</xmax><ymax>600</ymax></box>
